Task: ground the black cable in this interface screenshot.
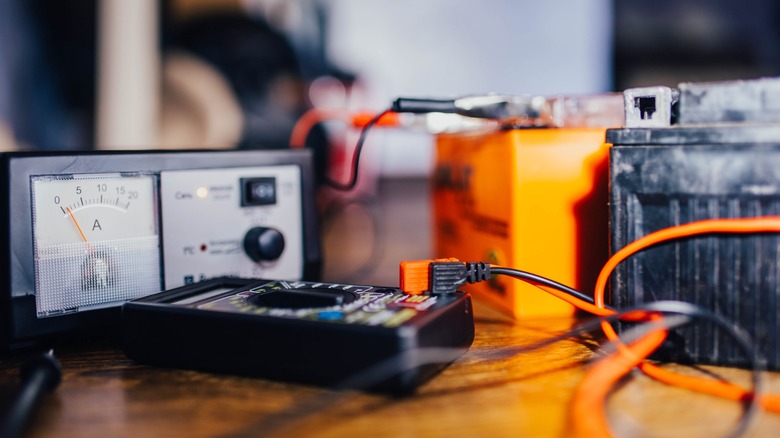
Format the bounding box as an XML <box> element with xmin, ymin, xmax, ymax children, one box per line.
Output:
<box><xmin>391</xmin><ymin>97</ymin><xmax>457</xmax><ymax>114</ymax></box>
<box><xmin>324</xmin><ymin>108</ymin><xmax>393</xmax><ymax>191</ymax></box>
<box><xmin>425</xmin><ymin>261</ymin><xmax>610</xmax><ymax>310</ymax></box>
<box><xmin>242</xmin><ymin>301</ymin><xmax>761</xmax><ymax>438</ymax></box>
<box><xmin>0</xmin><ymin>350</ymin><xmax>62</xmax><ymax>438</ymax></box>
<box><xmin>609</xmin><ymin>301</ymin><xmax>762</xmax><ymax>438</ymax></box>
<box><xmin>485</xmin><ymin>267</ymin><xmax>760</xmax><ymax>436</ymax></box>
<box><xmin>488</xmin><ymin>266</ymin><xmax>617</xmax><ymax>312</ymax></box>
<box><xmin>235</xmin><ymin>306</ymin><xmax>621</xmax><ymax>437</ymax></box>
<box><xmin>340</xmin><ymin>301</ymin><xmax>761</xmax><ymax>438</ymax></box>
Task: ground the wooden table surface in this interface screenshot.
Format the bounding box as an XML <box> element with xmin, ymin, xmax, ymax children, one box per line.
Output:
<box><xmin>2</xmin><ymin>179</ymin><xmax>780</xmax><ymax>437</ymax></box>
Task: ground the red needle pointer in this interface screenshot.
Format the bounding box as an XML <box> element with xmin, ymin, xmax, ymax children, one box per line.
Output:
<box><xmin>65</xmin><ymin>207</ymin><xmax>94</xmax><ymax>254</ymax></box>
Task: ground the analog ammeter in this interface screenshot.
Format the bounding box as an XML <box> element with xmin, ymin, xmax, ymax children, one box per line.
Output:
<box><xmin>31</xmin><ymin>173</ymin><xmax>162</xmax><ymax>316</ymax></box>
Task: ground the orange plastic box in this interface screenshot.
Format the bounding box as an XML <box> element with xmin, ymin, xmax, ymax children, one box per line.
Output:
<box><xmin>432</xmin><ymin>95</ymin><xmax>622</xmax><ymax>318</ymax></box>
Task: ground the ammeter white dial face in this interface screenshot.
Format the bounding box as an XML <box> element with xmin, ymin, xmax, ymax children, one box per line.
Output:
<box><xmin>31</xmin><ymin>174</ymin><xmax>162</xmax><ymax>317</ymax></box>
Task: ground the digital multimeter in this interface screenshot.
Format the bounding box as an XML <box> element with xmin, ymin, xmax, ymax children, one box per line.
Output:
<box><xmin>122</xmin><ymin>277</ymin><xmax>475</xmax><ymax>393</ymax></box>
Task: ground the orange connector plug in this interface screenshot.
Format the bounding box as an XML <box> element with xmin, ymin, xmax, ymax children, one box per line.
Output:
<box><xmin>399</xmin><ymin>258</ymin><xmax>461</xmax><ymax>295</ymax></box>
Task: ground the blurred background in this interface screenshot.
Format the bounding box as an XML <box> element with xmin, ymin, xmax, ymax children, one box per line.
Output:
<box><xmin>1</xmin><ymin>0</ymin><xmax>780</xmax><ymax>177</ymax></box>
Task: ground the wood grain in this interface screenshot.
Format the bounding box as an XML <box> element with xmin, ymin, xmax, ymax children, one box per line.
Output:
<box><xmin>2</xmin><ymin>179</ymin><xmax>779</xmax><ymax>437</ymax></box>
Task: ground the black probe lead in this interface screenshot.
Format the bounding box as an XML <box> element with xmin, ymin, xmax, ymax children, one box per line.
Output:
<box><xmin>489</xmin><ymin>266</ymin><xmax>615</xmax><ymax>311</ymax></box>
<box><xmin>0</xmin><ymin>350</ymin><xmax>62</xmax><ymax>438</ymax></box>
<box><xmin>324</xmin><ymin>108</ymin><xmax>393</xmax><ymax>191</ymax></box>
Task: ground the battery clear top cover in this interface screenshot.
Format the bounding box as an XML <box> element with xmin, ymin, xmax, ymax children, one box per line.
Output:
<box><xmin>31</xmin><ymin>173</ymin><xmax>162</xmax><ymax>317</ymax></box>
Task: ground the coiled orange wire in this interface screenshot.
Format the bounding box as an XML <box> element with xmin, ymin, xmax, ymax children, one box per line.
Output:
<box><xmin>572</xmin><ymin>217</ymin><xmax>780</xmax><ymax>437</ymax></box>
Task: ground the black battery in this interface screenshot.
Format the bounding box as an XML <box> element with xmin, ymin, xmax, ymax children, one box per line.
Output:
<box><xmin>607</xmin><ymin>79</ymin><xmax>780</xmax><ymax>370</ymax></box>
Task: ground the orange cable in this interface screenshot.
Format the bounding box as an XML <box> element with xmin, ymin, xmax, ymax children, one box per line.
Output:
<box><xmin>570</xmin><ymin>325</ymin><xmax>668</xmax><ymax>438</ymax></box>
<box><xmin>401</xmin><ymin>217</ymin><xmax>780</xmax><ymax>437</ymax></box>
<box><xmin>289</xmin><ymin>108</ymin><xmax>351</xmax><ymax>149</ymax></box>
<box><xmin>532</xmin><ymin>283</ymin><xmax>614</xmax><ymax>317</ymax></box>
<box><xmin>289</xmin><ymin>108</ymin><xmax>400</xmax><ymax>149</ymax></box>
<box><xmin>592</xmin><ymin>216</ymin><xmax>780</xmax><ymax>414</ymax></box>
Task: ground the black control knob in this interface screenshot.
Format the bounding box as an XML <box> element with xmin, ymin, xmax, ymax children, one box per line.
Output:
<box><xmin>243</xmin><ymin>227</ymin><xmax>285</xmax><ymax>262</ymax></box>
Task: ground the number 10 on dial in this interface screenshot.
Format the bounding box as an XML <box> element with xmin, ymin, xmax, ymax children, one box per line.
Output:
<box><xmin>31</xmin><ymin>173</ymin><xmax>162</xmax><ymax>317</ymax></box>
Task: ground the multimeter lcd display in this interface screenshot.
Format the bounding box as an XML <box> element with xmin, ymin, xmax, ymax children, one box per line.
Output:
<box><xmin>30</xmin><ymin>173</ymin><xmax>162</xmax><ymax>317</ymax></box>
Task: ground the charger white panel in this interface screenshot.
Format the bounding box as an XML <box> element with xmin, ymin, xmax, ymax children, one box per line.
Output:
<box><xmin>160</xmin><ymin>165</ymin><xmax>304</xmax><ymax>288</ymax></box>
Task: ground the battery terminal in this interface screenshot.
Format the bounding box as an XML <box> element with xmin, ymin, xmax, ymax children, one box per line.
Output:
<box><xmin>623</xmin><ymin>86</ymin><xmax>677</xmax><ymax>128</ymax></box>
